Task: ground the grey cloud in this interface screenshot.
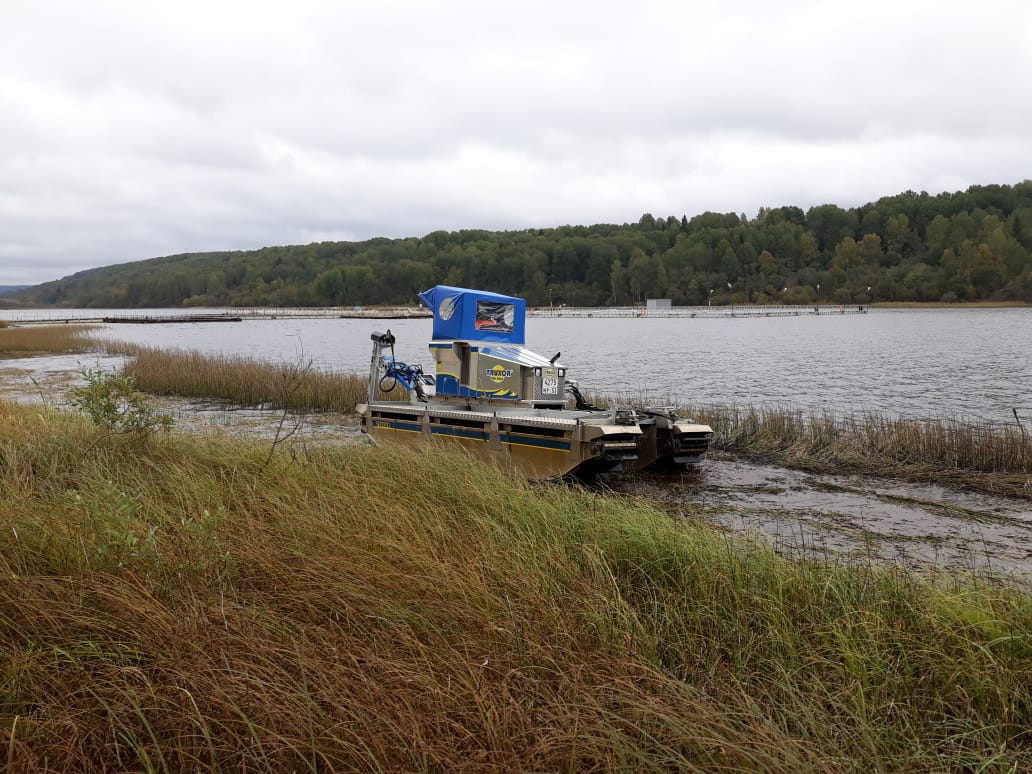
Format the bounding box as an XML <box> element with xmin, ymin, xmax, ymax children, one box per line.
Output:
<box><xmin>2</xmin><ymin>0</ymin><xmax>1031</xmax><ymax>285</ymax></box>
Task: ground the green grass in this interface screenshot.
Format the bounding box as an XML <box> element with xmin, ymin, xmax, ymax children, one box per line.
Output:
<box><xmin>2</xmin><ymin>401</ymin><xmax>1031</xmax><ymax>771</ymax></box>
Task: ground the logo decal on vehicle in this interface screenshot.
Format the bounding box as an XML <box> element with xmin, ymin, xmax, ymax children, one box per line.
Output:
<box><xmin>485</xmin><ymin>365</ymin><xmax>514</xmax><ymax>383</ymax></box>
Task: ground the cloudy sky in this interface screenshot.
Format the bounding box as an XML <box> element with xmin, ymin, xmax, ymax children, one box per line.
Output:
<box><xmin>2</xmin><ymin>1</ymin><xmax>1031</xmax><ymax>286</ymax></box>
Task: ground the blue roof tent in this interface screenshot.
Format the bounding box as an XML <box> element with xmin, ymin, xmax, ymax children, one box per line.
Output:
<box><xmin>418</xmin><ymin>285</ymin><xmax>526</xmax><ymax>344</ymax></box>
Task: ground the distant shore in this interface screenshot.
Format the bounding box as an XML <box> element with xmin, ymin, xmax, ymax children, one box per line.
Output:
<box><xmin>869</xmin><ymin>300</ymin><xmax>1031</xmax><ymax>309</ymax></box>
<box><xmin>3</xmin><ymin>300</ymin><xmax>1031</xmax><ymax>323</ymax></box>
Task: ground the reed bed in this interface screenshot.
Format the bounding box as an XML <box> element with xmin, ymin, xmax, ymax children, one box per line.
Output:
<box><xmin>38</xmin><ymin>339</ymin><xmax>1032</xmax><ymax>495</ymax></box>
<box><xmin>683</xmin><ymin>403</ymin><xmax>1032</xmax><ymax>498</ymax></box>
<box><xmin>109</xmin><ymin>344</ymin><xmax>1032</xmax><ymax>495</ymax></box>
<box><xmin>0</xmin><ymin>324</ymin><xmax>100</xmax><ymax>355</ymax></box>
<box><xmin>2</xmin><ymin>401</ymin><xmax>1031</xmax><ymax>772</ymax></box>
<box><xmin>118</xmin><ymin>344</ymin><xmax>371</xmax><ymax>413</ymax></box>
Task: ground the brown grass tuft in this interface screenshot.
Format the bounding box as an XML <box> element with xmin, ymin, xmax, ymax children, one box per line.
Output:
<box><xmin>116</xmin><ymin>344</ymin><xmax>371</xmax><ymax>413</ymax></box>
<box><xmin>0</xmin><ymin>324</ymin><xmax>99</xmax><ymax>355</ymax></box>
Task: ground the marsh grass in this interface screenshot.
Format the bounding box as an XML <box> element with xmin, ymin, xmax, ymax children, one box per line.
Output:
<box><xmin>0</xmin><ymin>324</ymin><xmax>99</xmax><ymax>355</ymax></box>
<box><xmin>13</xmin><ymin>335</ymin><xmax>1028</xmax><ymax>496</ymax></box>
<box><xmin>2</xmin><ymin>400</ymin><xmax>1031</xmax><ymax>771</ymax></box>
<box><xmin>117</xmin><ymin>345</ymin><xmax>372</xmax><ymax>412</ymax></box>
<box><xmin>106</xmin><ymin>346</ymin><xmax>1032</xmax><ymax>496</ymax></box>
<box><xmin>682</xmin><ymin>404</ymin><xmax>1032</xmax><ymax>498</ymax></box>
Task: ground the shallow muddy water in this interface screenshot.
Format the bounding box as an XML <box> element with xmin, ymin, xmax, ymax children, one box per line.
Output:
<box><xmin>616</xmin><ymin>457</ymin><xmax>1032</xmax><ymax>583</ymax></box>
<box><xmin>0</xmin><ymin>353</ymin><xmax>125</xmax><ymax>403</ymax></box>
<box><xmin>151</xmin><ymin>398</ymin><xmax>364</xmax><ymax>444</ymax></box>
<box><xmin>0</xmin><ymin>360</ymin><xmax>364</xmax><ymax>445</ymax></box>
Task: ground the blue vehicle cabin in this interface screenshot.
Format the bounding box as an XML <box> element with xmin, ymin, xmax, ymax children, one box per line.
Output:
<box><xmin>418</xmin><ymin>285</ymin><xmax>526</xmax><ymax>344</ymax></box>
<box><xmin>417</xmin><ymin>285</ymin><xmax>565</xmax><ymax>405</ymax></box>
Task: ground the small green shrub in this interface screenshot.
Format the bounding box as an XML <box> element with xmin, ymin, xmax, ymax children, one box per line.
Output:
<box><xmin>72</xmin><ymin>367</ymin><xmax>173</xmax><ymax>436</ymax></box>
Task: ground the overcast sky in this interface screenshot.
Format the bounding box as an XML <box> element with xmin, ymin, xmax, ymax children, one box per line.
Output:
<box><xmin>2</xmin><ymin>1</ymin><xmax>1031</xmax><ymax>286</ymax></box>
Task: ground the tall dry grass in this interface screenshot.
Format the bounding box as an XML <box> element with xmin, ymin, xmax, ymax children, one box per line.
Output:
<box><xmin>0</xmin><ymin>324</ymin><xmax>99</xmax><ymax>355</ymax></box>
<box><xmin>118</xmin><ymin>344</ymin><xmax>371</xmax><ymax>412</ymax></box>
<box><xmin>2</xmin><ymin>400</ymin><xmax>1031</xmax><ymax>772</ymax></box>
<box><xmin>686</xmin><ymin>404</ymin><xmax>1032</xmax><ymax>498</ymax></box>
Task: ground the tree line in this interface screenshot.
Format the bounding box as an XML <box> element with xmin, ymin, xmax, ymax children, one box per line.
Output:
<box><xmin>16</xmin><ymin>181</ymin><xmax>1032</xmax><ymax>308</ymax></box>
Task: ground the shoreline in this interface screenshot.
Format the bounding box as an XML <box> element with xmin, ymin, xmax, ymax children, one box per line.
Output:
<box><xmin>4</xmin><ymin>300</ymin><xmax>1031</xmax><ymax>314</ymax></box>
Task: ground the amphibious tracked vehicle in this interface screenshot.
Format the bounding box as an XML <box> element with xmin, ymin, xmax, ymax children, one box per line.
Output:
<box><xmin>357</xmin><ymin>285</ymin><xmax>712</xmax><ymax>480</ymax></box>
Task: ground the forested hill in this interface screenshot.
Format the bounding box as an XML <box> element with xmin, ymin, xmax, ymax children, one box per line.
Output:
<box><xmin>16</xmin><ymin>181</ymin><xmax>1032</xmax><ymax>308</ymax></box>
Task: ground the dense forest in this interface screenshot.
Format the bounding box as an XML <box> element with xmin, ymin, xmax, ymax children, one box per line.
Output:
<box><xmin>14</xmin><ymin>181</ymin><xmax>1032</xmax><ymax>308</ymax></box>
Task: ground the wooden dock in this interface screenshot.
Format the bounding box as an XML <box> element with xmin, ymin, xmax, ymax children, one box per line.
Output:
<box><xmin>101</xmin><ymin>314</ymin><xmax>243</xmax><ymax>324</ymax></box>
<box><xmin>1</xmin><ymin>307</ymin><xmax>432</xmax><ymax>325</ymax></box>
<box><xmin>528</xmin><ymin>304</ymin><xmax>868</xmax><ymax>319</ymax></box>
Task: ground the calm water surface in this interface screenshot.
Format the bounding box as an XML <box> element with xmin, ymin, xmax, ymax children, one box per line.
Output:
<box><xmin>5</xmin><ymin>307</ymin><xmax>1031</xmax><ymax>422</ymax></box>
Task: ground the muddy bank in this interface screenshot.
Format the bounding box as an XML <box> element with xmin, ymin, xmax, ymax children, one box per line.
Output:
<box><xmin>0</xmin><ymin>354</ymin><xmax>125</xmax><ymax>403</ymax></box>
<box><xmin>1</xmin><ymin>357</ymin><xmax>365</xmax><ymax>445</ymax></box>
<box><xmin>150</xmin><ymin>397</ymin><xmax>365</xmax><ymax>444</ymax></box>
<box><xmin>615</xmin><ymin>456</ymin><xmax>1032</xmax><ymax>583</ymax></box>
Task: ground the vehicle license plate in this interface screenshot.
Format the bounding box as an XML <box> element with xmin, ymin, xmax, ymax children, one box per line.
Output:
<box><xmin>542</xmin><ymin>377</ymin><xmax>559</xmax><ymax>394</ymax></box>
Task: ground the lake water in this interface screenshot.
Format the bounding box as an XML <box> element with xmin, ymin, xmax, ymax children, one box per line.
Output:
<box><xmin>4</xmin><ymin>307</ymin><xmax>1031</xmax><ymax>423</ymax></box>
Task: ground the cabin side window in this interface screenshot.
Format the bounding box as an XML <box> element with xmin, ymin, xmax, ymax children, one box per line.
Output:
<box><xmin>474</xmin><ymin>300</ymin><xmax>515</xmax><ymax>333</ymax></box>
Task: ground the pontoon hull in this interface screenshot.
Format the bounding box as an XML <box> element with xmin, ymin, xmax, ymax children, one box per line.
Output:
<box><xmin>358</xmin><ymin>401</ymin><xmax>642</xmax><ymax>480</ymax></box>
